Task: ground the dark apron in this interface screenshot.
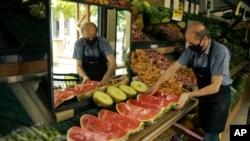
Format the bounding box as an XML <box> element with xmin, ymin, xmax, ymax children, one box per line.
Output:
<box><xmin>190</xmin><ymin>41</ymin><xmax>231</xmax><ymax>133</ymax></box>
<box><xmin>82</xmin><ymin>38</ymin><xmax>108</xmax><ymax>81</ymax></box>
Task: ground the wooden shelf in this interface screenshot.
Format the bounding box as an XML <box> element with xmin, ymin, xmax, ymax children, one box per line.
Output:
<box><xmin>230</xmin><ymin>60</ymin><xmax>249</xmax><ymax>76</ymax></box>
<box><xmin>128</xmin><ymin>98</ymin><xmax>198</xmax><ymax>141</ymax></box>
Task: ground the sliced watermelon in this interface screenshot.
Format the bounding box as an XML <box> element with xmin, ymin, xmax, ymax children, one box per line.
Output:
<box><xmin>67</xmin><ymin>126</ymin><xmax>108</xmax><ymax>141</ymax></box>
<box><xmin>127</xmin><ymin>99</ymin><xmax>168</xmax><ymax>119</ymax></box>
<box><xmin>137</xmin><ymin>94</ymin><xmax>173</xmax><ymax>109</ymax></box>
<box><xmin>127</xmin><ymin>99</ymin><xmax>163</xmax><ymax>111</ymax></box>
<box><xmin>80</xmin><ymin>114</ymin><xmax>129</xmax><ymax>141</ymax></box>
<box><xmin>98</xmin><ymin>109</ymin><xmax>144</xmax><ymax>134</ymax></box>
<box><xmin>116</xmin><ymin>102</ymin><xmax>161</xmax><ymax>123</ymax></box>
<box><xmin>153</xmin><ymin>91</ymin><xmax>179</xmax><ymax>103</ymax></box>
<box><xmin>74</xmin><ymin>80</ymin><xmax>100</xmax><ymax>94</ymax></box>
<box><xmin>54</xmin><ymin>89</ymin><xmax>75</xmax><ymax>107</ymax></box>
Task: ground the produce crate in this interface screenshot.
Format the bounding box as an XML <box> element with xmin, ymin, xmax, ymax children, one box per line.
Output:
<box><xmin>52</xmin><ymin>73</ymin><xmax>81</xmax><ymax>89</ymax></box>
<box><xmin>154</xmin><ymin>123</ymin><xmax>203</xmax><ymax>141</ymax></box>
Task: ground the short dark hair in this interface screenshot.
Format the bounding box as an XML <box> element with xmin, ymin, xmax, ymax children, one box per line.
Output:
<box><xmin>195</xmin><ymin>27</ymin><xmax>211</xmax><ymax>40</ymax></box>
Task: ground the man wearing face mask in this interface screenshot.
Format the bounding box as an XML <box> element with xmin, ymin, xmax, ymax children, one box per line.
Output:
<box><xmin>148</xmin><ymin>21</ymin><xmax>232</xmax><ymax>141</ymax></box>
<box><xmin>73</xmin><ymin>22</ymin><xmax>117</xmax><ymax>86</ymax></box>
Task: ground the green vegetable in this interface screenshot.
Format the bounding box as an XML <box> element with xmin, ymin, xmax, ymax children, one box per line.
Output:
<box><xmin>131</xmin><ymin>0</ymin><xmax>144</xmax><ymax>13</ymax></box>
<box><xmin>143</xmin><ymin>1</ymin><xmax>161</xmax><ymax>24</ymax></box>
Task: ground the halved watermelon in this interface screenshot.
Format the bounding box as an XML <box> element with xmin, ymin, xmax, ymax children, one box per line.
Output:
<box><xmin>67</xmin><ymin>126</ymin><xmax>108</xmax><ymax>141</ymax></box>
<box><xmin>80</xmin><ymin>114</ymin><xmax>129</xmax><ymax>141</ymax></box>
<box><xmin>153</xmin><ymin>91</ymin><xmax>179</xmax><ymax>103</ymax></box>
<box><xmin>127</xmin><ymin>99</ymin><xmax>168</xmax><ymax>119</ymax></box>
<box><xmin>127</xmin><ymin>99</ymin><xmax>163</xmax><ymax>111</ymax></box>
<box><xmin>137</xmin><ymin>94</ymin><xmax>173</xmax><ymax>109</ymax></box>
<box><xmin>116</xmin><ymin>102</ymin><xmax>161</xmax><ymax>123</ymax></box>
<box><xmin>76</xmin><ymin>80</ymin><xmax>101</xmax><ymax>101</ymax></box>
<box><xmin>98</xmin><ymin>109</ymin><xmax>144</xmax><ymax>134</ymax></box>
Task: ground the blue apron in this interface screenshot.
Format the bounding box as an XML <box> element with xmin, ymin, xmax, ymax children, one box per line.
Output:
<box><xmin>81</xmin><ymin>38</ymin><xmax>108</xmax><ymax>81</ymax></box>
<box><xmin>190</xmin><ymin>40</ymin><xmax>231</xmax><ymax>133</ymax></box>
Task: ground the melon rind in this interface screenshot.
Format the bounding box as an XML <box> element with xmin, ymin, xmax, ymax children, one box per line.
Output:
<box><xmin>130</xmin><ymin>80</ymin><xmax>148</xmax><ymax>93</ymax></box>
<box><xmin>76</xmin><ymin>89</ymin><xmax>97</xmax><ymax>101</ymax></box>
<box><xmin>118</xmin><ymin>84</ymin><xmax>137</xmax><ymax>98</ymax></box>
<box><xmin>93</xmin><ymin>91</ymin><xmax>113</xmax><ymax>108</ymax></box>
<box><xmin>107</xmin><ymin>86</ymin><xmax>127</xmax><ymax>103</ymax></box>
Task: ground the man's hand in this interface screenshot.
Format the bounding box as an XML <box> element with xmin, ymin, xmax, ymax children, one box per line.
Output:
<box><xmin>100</xmin><ymin>79</ymin><xmax>110</xmax><ymax>86</ymax></box>
<box><xmin>147</xmin><ymin>85</ymin><xmax>158</xmax><ymax>95</ymax></box>
<box><xmin>175</xmin><ymin>93</ymin><xmax>189</xmax><ymax>109</ymax></box>
<box><xmin>81</xmin><ymin>76</ymin><xmax>89</xmax><ymax>84</ymax></box>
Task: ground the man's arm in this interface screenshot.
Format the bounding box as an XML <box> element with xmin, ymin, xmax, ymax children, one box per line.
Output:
<box><xmin>101</xmin><ymin>54</ymin><xmax>117</xmax><ymax>85</ymax></box>
<box><xmin>76</xmin><ymin>60</ymin><xmax>89</xmax><ymax>83</ymax></box>
<box><xmin>175</xmin><ymin>75</ymin><xmax>223</xmax><ymax>109</ymax></box>
<box><xmin>148</xmin><ymin>61</ymin><xmax>183</xmax><ymax>94</ymax></box>
<box><xmin>187</xmin><ymin>75</ymin><xmax>223</xmax><ymax>97</ymax></box>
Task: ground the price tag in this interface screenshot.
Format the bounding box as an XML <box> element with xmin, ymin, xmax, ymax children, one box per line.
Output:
<box><xmin>173</xmin><ymin>0</ymin><xmax>180</xmax><ymax>10</ymax></box>
<box><xmin>190</xmin><ymin>2</ymin><xmax>195</xmax><ymax>14</ymax></box>
<box><xmin>195</xmin><ymin>4</ymin><xmax>199</xmax><ymax>14</ymax></box>
<box><xmin>184</xmin><ymin>0</ymin><xmax>189</xmax><ymax>12</ymax></box>
<box><xmin>164</xmin><ymin>0</ymin><xmax>171</xmax><ymax>8</ymax></box>
<box><xmin>172</xmin><ymin>2</ymin><xmax>183</xmax><ymax>21</ymax></box>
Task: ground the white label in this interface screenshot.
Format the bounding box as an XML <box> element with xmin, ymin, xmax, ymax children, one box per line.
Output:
<box><xmin>164</xmin><ymin>0</ymin><xmax>171</xmax><ymax>8</ymax></box>
<box><xmin>184</xmin><ymin>0</ymin><xmax>189</xmax><ymax>12</ymax></box>
<box><xmin>190</xmin><ymin>3</ymin><xmax>195</xmax><ymax>14</ymax></box>
<box><xmin>173</xmin><ymin>0</ymin><xmax>179</xmax><ymax>10</ymax></box>
<box><xmin>195</xmin><ymin>4</ymin><xmax>199</xmax><ymax>14</ymax></box>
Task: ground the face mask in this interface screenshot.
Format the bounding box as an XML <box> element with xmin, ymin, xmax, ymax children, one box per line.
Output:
<box><xmin>188</xmin><ymin>39</ymin><xmax>203</xmax><ymax>54</ymax></box>
<box><xmin>85</xmin><ymin>37</ymin><xmax>97</xmax><ymax>46</ymax></box>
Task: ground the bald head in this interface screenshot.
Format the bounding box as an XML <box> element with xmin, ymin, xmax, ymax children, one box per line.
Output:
<box><xmin>185</xmin><ymin>22</ymin><xmax>210</xmax><ymax>40</ymax></box>
<box><xmin>82</xmin><ymin>22</ymin><xmax>98</xmax><ymax>39</ymax></box>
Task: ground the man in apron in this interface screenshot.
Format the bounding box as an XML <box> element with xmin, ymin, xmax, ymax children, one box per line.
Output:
<box><xmin>148</xmin><ymin>21</ymin><xmax>232</xmax><ymax>141</ymax></box>
<box><xmin>73</xmin><ymin>22</ymin><xmax>117</xmax><ymax>86</ymax></box>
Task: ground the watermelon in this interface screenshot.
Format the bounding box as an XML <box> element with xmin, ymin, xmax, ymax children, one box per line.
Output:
<box><xmin>54</xmin><ymin>89</ymin><xmax>75</xmax><ymax>107</ymax></box>
<box><xmin>116</xmin><ymin>102</ymin><xmax>161</xmax><ymax>123</ymax></box>
<box><xmin>127</xmin><ymin>99</ymin><xmax>163</xmax><ymax>111</ymax></box>
<box><xmin>75</xmin><ymin>80</ymin><xmax>100</xmax><ymax>93</ymax></box>
<box><xmin>137</xmin><ymin>94</ymin><xmax>173</xmax><ymax>109</ymax></box>
<box><xmin>67</xmin><ymin>126</ymin><xmax>108</xmax><ymax>141</ymax></box>
<box><xmin>76</xmin><ymin>80</ymin><xmax>101</xmax><ymax>101</ymax></box>
<box><xmin>153</xmin><ymin>91</ymin><xmax>179</xmax><ymax>103</ymax></box>
<box><xmin>127</xmin><ymin>99</ymin><xmax>167</xmax><ymax>119</ymax></box>
<box><xmin>98</xmin><ymin>109</ymin><xmax>144</xmax><ymax>134</ymax></box>
<box><xmin>80</xmin><ymin>114</ymin><xmax>129</xmax><ymax>141</ymax></box>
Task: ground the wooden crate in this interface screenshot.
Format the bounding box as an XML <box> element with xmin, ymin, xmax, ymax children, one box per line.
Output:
<box><xmin>0</xmin><ymin>62</ymin><xmax>19</xmax><ymax>77</ymax></box>
<box><xmin>19</xmin><ymin>60</ymin><xmax>48</xmax><ymax>75</ymax></box>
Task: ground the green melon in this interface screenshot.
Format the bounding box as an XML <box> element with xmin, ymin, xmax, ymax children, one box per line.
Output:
<box><xmin>107</xmin><ymin>86</ymin><xmax>127</xmax><ymax>103</ymax></box>
<box><xmin>130</xmin><ymin>80</ymin><xmax>148</xmax><ymax>93</ymax></box>
<box><xmin>118</xmin><ymin>84</ymin><xmax>137</xmax><ymax>98</ymax></box>
<box><xmin>93</xmin><ymin>91</ymin><xmax>113</xmax><ymax>108</ymax></box>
